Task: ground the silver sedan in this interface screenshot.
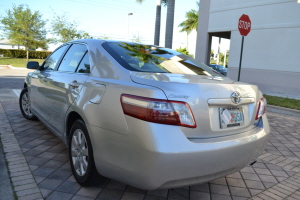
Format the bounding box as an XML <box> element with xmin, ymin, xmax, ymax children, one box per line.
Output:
<box><xmin>19</xmin><ymin>39</ymin><xmax>270</xmax><ymax>190</ymax></box>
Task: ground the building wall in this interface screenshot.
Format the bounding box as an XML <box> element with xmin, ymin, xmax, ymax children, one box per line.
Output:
<box><xmin>0</xmin><ymin>44</ymin><xmax>25</xmax><ymax>50</ymax></box>
<box><xmin>196</xmin><ymin>0</ymin><xmax>300</xmax><ymax>96</ymax></box>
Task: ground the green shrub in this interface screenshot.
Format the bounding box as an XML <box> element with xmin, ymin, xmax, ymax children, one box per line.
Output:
<box><xmin>0</xmin><ymin>49</ymin><xmax>52</xmax><ymax>59</ymax></box>
<box><xmin>175</xmin><ymin>47</ymin><xmax>194</xmax><ymax>58</ymax></box>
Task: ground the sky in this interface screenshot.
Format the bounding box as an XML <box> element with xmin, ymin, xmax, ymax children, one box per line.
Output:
<box><xmin>0</xmin><ymin>0</ymin><xmax>229</xmax><ymax>55</ymax></box>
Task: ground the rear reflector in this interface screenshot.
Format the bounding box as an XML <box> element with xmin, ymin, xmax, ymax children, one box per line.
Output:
<box><xmin>121</xmin><ymin>94</ymin><xmax>196</xmax><ymax>128</ymax></box>
<box><xmin>255</xmin><ymin>97</ymin><xmax>267</xmax><ymax>120</ymax></box>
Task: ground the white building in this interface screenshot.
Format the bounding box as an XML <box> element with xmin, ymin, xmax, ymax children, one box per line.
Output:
<box><xmin>195</xmin><ymin>0</ymin><xmax>300</xmax><ymax>96</ymax></box>
<box><xmin>0</xmin><ymin>39</ymin><xmax>25</xmax><ymax>50</ymax></box>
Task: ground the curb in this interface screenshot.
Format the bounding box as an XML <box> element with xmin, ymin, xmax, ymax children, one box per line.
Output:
<box><xmin>267</xmin><ymin>104</ymin><xmax>300</xmax><ymax>120</ymax></box>
<box><xmin>0</xmin><ymin>65</ymin><xmax>32</xmax><ymax>70</ymax></box>
<box><xmin>267</xmin><ymin>104</ymin><xmax>300</xmax><ymax>114</ymax></box>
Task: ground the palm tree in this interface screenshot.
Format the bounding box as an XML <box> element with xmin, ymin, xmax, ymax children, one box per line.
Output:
<box><xmin>118</xmin><ymin>42</ymin><xmax>169</xmax><ymax>64</ymax></box>
<box><xmin>136</xmin><ymin>0</ymin><xmax>169</xmax><ymax>46</ymax></box>
<box><xmin>154</xmin><ymin>0</ymin><xmax>162</xmax><ymax>46</ymax></box>
<box><xmin>165</xmin><ymin>0</ymin><xmax>175</xmax><ymax>48</ymax></box>
<box><xmin>178</xmin><ymin>4</ymin><xmax>199</xmax><ymax>50</ymax></box>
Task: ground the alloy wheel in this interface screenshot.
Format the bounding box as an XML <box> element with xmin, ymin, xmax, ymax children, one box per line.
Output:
<box><xmin>71</xmin><ymin>129</ymin><xmax>89</xmax><ymax>176</ymax></box>
<box><xmin>21</xmin><ymin>92</ymin><xmax>33</xmax><ymax>117</ymax></box>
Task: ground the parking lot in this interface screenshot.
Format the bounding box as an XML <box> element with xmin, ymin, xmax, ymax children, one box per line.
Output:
<box><xmin>1</xmin><ymin>66</ymin><xmax>300</xmax><ymax>200</ymax></box>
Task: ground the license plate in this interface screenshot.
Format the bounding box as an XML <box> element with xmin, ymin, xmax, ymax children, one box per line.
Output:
<box><xmin>219</xmin><ymin>107</ymin><xmax>244</xmax><ymax>129</ymax></box>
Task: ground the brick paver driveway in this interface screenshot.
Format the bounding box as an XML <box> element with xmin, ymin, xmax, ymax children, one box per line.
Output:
<box><xmin>0</xmin><ymin>68</ymin><xmax>300</xmax><ymax>200</ymax></box>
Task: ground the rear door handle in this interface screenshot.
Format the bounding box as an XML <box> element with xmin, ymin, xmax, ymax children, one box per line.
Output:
<box><xmin>69</xmin><ymin>80</ymin><xmax>79</xmax><ymax>88</ymax></box>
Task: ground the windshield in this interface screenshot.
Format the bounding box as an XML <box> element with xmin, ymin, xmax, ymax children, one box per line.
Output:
<box><xmin>102</xmin><ymin>42</ymin><xmax>222</xmax><ymax>76</ymax></box>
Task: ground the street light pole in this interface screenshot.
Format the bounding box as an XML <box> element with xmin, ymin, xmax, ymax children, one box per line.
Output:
<box><xmin>128</xmin><ymin>13</ymin><xmax>133</xmax><ymax>41</ymax></box>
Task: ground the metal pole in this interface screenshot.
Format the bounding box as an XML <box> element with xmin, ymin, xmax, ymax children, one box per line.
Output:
<box><xmin>128</xmin><ymin>13</ymin><xmax>133</xmax><ymax>41</ymax></box>
<box><xmin>127</xmin><ymin>15</ymin><xmax>129</xmax><ymax>41</ymax></box>
<box><xmin>237</xmin><ymin>36</ymin><xmax>244</xmax><ymax>81</ymax></box>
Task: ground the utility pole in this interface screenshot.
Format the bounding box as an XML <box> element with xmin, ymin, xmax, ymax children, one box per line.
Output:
<box><xmin>128</xmin><ymin>13</ymin><xmax>133</xmax><ymax>41</ymax></box>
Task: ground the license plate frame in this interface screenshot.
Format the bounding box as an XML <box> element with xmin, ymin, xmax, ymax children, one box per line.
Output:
<box><xmin>219</xmin><ymin>107</ymin><xmax>244</xmax><ymax>129</ymax></box>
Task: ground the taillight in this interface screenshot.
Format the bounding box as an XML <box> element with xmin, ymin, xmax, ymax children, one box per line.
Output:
<box><xmin>121</xmin><ymin>94</ymin><xmax>196</xmax><ymax>128</ymax></box>
<box><xmin>255</xmin><ymin>97</ymin><xmax>267</xmax><ymax>120</ymax></box>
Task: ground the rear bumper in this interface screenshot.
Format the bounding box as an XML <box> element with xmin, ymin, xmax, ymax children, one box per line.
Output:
<box><xmin>88</xmin><ymin>114</ymin><xmax>270</xmax><ymax>190</ymax></box>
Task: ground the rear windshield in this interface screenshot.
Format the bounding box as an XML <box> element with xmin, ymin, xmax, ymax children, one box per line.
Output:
<box><xmin>102</xmin><ymin>42</ymin><xmax>222</xmax><ymax>76</ymax></box>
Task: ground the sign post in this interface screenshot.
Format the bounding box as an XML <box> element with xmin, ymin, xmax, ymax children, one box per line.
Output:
<box><xmin>237</xmin><ymin>14</ymin><xmax>251</xmax><ymax>81</ymax></box>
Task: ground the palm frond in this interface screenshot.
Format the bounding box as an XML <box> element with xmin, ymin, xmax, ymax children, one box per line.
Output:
<box><xmin>178</xmin><ymin>8</ymin><xmax>198</xmax><ymax>34</ymax></box>
<box><xmin>135</xmin><ymin>0</ymin><xmax>145</xmax><ymax>4</ymax></box>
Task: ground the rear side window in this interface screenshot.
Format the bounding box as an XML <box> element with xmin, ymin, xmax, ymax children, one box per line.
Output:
<box><xmin>58</xmin><ymin>44</ymin><xmax>87</xmax><ymax>72</ymax></box>
<box><xmin>43</xmin><ymin>45</ymin><xmax>69</xmax><ymax>70</ymax></box>
<box><xmin>102</xmin><ymin>42</ymin><xmax>221</xmax><ymax>76</ymax></box>
<box><xmin>76</xmin><ymin>53</ymin><xmax>90</xmax><ymax>73</ymax></box>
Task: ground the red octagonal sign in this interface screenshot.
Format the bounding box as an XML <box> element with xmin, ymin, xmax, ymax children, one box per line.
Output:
<box><xmin>238</xmin><ymin>14</ymin><xmax>251</xmax><ymax>36</ymax></box>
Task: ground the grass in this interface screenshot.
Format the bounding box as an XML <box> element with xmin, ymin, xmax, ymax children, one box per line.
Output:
<box><xmin>264</xmin><ymin>95</ymin><xmax>300</xmax><ymax>110</ymax></box>
<box><xmin>0</xmin><ymin>57</ymin><xmax>45</xmax><ymax>68</ymax></box>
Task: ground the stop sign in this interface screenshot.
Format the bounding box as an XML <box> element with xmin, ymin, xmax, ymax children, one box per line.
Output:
<box><xmin>238</xmin><ymin>14</ymin><xmax>251</xmax><ymax>36</ymax></box>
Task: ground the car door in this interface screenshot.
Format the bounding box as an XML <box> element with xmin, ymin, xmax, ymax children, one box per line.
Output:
<box><xmin>30</xmin><ymin>45</ymin><xmax>69</xmax><ymax>122</ymax></box>
<box><xmin>44</xmin><ymin>43</ymin><xmax>90</xmax><ymax>135</ymax></box>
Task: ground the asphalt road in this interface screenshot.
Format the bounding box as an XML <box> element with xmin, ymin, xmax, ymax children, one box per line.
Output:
<box><xmin>0</xmin><ymin>66</ymin><xmax>33</xmax><ymax>89</ymax></box>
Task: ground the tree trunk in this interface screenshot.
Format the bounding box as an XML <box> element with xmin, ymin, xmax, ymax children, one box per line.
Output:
<box><xmin>26</xmin><ymin>50</ymin><xmax>29</xmax><ymax>62</ymax></box>
<box><xmin>165</xmin><ymin>0</ymin><xmax>175</xmax><ymax>48</ymax></box>
<box><xmin>216</xmin><ymin>37</ymin><xmax>221</xmax><ymax>65</ymax></box>
<box><xmin>223</xmin><ymin>50</ymin><xmax>227</xmax><ymax>67</ymax></box>
<box><xmin>154</xmin><ymin>0</ymin><xmax>161</xmax><ymax>46</ymax></box>
<box><xmin>186</xmin><ymin>32</ymin><xmax>188</xmax><ymax>50</ymax></box>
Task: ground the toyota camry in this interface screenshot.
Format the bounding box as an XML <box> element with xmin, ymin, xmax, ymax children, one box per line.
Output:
<box><xmin>19</xmin><ymin>39</ymin><xmax>270</xmax><ymax>190</ymax></box>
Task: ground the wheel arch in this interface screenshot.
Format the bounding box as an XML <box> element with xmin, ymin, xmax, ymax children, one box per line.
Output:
<box><xmin>66</xmin><ymin>111</ymin><xmax>84</xmax><ymax>145</ymax></box>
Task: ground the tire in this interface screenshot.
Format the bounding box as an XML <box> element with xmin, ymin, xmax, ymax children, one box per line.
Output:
<box><xmin>69</xmin><ymin>119</ymin><xmax>105</xmax><ymax>186</ymax></box>
<box><xmin>19</xmin><ymin>87</ymin><xmax>37</xmax><ymax>120</ymax></box>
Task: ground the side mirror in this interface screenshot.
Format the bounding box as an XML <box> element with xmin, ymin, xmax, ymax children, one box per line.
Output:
<box><xmin>27</xmin><ymin>61</ymin><xmax>39</xmax><ymax>69</ymax></box>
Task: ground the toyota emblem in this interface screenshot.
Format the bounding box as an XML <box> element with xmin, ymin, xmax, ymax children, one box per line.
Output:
<box><xmin>231</xmin><ymin>91</ymin><xmax>241</xmax><ymax>104</ymax></box>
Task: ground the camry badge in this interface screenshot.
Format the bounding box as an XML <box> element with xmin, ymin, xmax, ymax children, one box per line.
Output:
<box><xmin>231</xmin><ymin>91</ymin><xmax>241</xmax><ymax>104</ymax></box>
<box><xmin>168</xmin><ymin>94</ymin><xmax>190</xmax><ymax>99</ymax></box>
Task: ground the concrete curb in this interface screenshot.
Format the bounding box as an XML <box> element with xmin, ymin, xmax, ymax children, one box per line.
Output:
<box><xmin>267</xmin><ymin>104</ymin><xmax>300</xmax><ymax>118</ymax></box>
<box><xmin>0</xmin><ymin>65</ymin><xmax>32</xmax><ymax>70</ymax></box>
<box><xmin>267</xmin><ymin>105</ymin><xmax>300</xmax><ymax>114</ymax></box>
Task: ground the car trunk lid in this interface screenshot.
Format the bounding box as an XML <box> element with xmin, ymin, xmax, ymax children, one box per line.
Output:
<box><xmin>130</xmin><ymin>72</ymin><xmax>260</xmax><ymax>139</ymax></box>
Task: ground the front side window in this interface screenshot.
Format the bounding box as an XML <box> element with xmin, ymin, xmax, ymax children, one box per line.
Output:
<box><xmin>102</xmin><ymin>42</ymin><xmax>221</xmax><ymax>76</ymax></box>
<box><xmin>43</xmin><ymin>45</ymin><xmax>69</xmax><ymax>70</ymax></box>
<box><xmin>58</xmin><ymin>44</ymin><xmax>87</xmax><ymax>72</ymax></box>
